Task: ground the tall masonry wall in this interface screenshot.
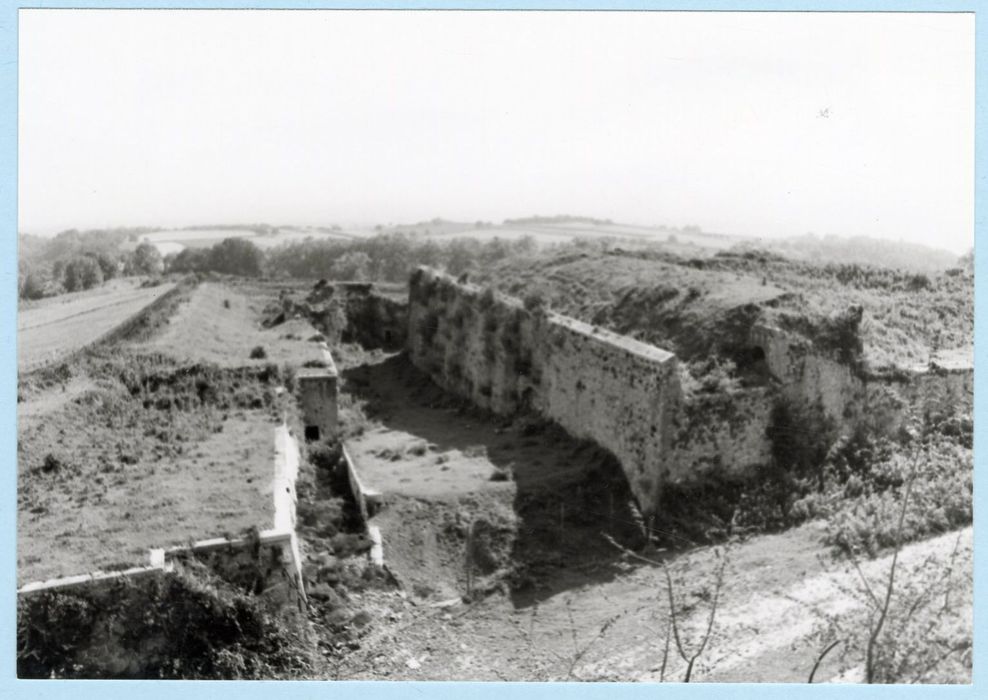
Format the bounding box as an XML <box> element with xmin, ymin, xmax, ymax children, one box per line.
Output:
<box><xmin>750</xmin><ymin>323</ymin><xmax>973</xmax><ymax>434</ymax></box>
<box><xmin>407</xmin><ymin>267</ymin><xmax>680</xmax><ymax>514</ymax></box>
<box><xmin>405</xmin><ymin>269</ymin><xmax>970</xmax><ymax>517</ymax></box>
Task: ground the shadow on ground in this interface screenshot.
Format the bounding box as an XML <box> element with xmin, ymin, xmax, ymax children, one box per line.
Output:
<box><xmin>340</xmin><ymin>352</ymin><xmax>647</xmax><ymax>608</ymax></box>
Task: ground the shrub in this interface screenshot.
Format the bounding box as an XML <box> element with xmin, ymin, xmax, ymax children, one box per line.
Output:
<box><xmin>129</xmin><ymin>242</ymin><xmax>164</xmax><ymax>276</ymax></box>
<box><xmin>41</xmin><ymin>454</ymin><xmax>64</xmax><ymax>474</ymax></box>
<box><xmin>17</xmin><ymin>562</ymin><xmax>314</xmax><ymax>679</ymax></box>
<box><xmin>765</xmin><ymin>396</ymin><xmax>838</xmax><ymax>508</ymax></box>
<box><xmin>63</xmin><ymin>256</ymin><xmax>104</xmax><ymax>292</ymax></box>
<box><xmin>207</xmin><ymin>238</ymin><xmax>264</xmax><ymax>277</ymax></box>
<box><xmin>523</xmin><ymin>291</ymin><xmax>548</xmax><ymax>313</ymax></box>
<box><xmin>249</xmin><ymin>346</ymin><xmax>267</xmax><ymax>360</ymax></box>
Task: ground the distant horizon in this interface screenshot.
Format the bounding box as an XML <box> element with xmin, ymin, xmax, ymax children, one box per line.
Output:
<box><xmin>19</xmin><ymin>11</ymin><xmax>974</xmax><ymax>256</ymax></box>
<box><xmin>17</xmin><ymin>214</ymin><xmax>971</xmax><ymax>258</ymax></box>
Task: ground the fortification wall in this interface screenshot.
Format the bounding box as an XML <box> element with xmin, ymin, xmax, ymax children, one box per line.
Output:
<box><xmin>751</xmin><ymin>323</ymin><xmax>973</xmax><ymax>435</ymax></box>
<box><xmin>750</xmin><ymin>323</ymin><xmax>865</xmax><ymax>424</ymax></box>
<box><xmin>407</xmin><ymin>267</ymin><xmax>679</xmax><ymax>513</ymax></box>
<box><xmin>536</xmin><ymin>315</ymin><xmax>680</xmax><ymax>504</ymax></box>
<box><xmin>671</xmin><ymin>389</ymin><xmax>774</xmax><ymax>480</ymax></box>
<box><xmin>342</xmin><ymin>285</ymin><xmax>408</xmax><ymax>351</ymax></box>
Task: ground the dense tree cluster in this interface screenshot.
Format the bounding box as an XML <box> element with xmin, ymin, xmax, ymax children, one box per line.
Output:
<box><xmin>17</xmin><ymin>228</ymin><xmax>155</xmax><ymax>299</ymax></box>
<box><xmin>264</xmin><ymin>233</ymin><xmax>538</xmax><ymax>282</ymax></box>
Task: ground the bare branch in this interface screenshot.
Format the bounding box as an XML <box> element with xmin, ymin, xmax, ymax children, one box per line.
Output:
<box><xmin>865</xmin><ymin>445</ymin><xmax>920</xmax><ymax>683</ymax></box>
<box><xmin>808</xmin><ymin>640</ymin><xmax>843</xmax><ymax>683</ymax></box>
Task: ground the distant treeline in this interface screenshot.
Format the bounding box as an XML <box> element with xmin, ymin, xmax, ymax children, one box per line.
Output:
<box><xmin>743</xmin><ymin>234</ymin><xmax>965</xmax><ymax>276</ymax></box>
<box><xmin>502</xmin><ymin>215</ymin><xmax>614</xmax><ymax>226</ymax></box>
<box><xmin>171</xmin><ymin>232</ymin><xmax>539</xmax><ymax>283</ymax></box>
<box><xmin>262</xmin><ymin>233</ymin><xmax>538</xmax><ymax>282</ymax></box>
<box><xmin>18</xmin><ymin>229</ymin><xmax>544</xmax><ymax>301</ymax></box>
<box><xmin>18</xmin><ymin>228</ymin><xmax>165</xmax><ymax>300</ymax></box>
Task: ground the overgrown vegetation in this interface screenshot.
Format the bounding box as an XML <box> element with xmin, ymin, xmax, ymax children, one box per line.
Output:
<box><xmin>18</xmin><ymin>348</ymin><xmax>293</xmax><ymax>524</ymax></box>
<box><xmin>17</xmin><ymin>559</ymin><xmax>314</xmax><ymax>679</ymax></box>
<box><xmin>650</xmin><ymin>394</ymin><xmax>971</xmax><ymax>558</ymax></box>
<box><xmin>19</xmin><ymin>229</ymin><xmax>164</xmax><ymax>299</ymax></box>
<box><xmin>265</xmin><ymin>233</ymin><xmax>538</xmax><ymax>282</ymax></box>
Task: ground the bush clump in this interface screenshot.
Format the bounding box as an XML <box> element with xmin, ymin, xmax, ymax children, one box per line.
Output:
<box><xmin>17</xmin><ymin>562</ymin><xmax>314</xmax><ymax>679</ymax></box>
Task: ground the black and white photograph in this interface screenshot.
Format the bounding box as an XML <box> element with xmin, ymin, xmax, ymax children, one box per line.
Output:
<box><xmin>15</xmin><ymin>9</ymin><xmax>974</xmax><ymax>683</ymax></box>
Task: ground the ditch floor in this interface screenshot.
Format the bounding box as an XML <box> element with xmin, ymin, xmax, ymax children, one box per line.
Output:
<box><xmin>303</xmin><ymin>350</ymin><xmax>973</xmax><ymax>682</ymax></box>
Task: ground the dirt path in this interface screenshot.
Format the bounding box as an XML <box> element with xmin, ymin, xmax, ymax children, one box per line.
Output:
<box><xmin>322</xmin><ymin>350</ymin><xmax>971</xmax><ymax>682</ymax></box>
<box><xmin>332</xmin><ymin>525</ymin><xmax>970</xmax><ymax>682</ymax></box>
<box><xmin>18</xmin><ymin>282</ymin><xmax>176</xmax><ymax>372</ymax></box>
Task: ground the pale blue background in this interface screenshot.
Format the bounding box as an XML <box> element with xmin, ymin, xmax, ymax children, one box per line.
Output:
<box><xmin>1</xmin><ymin>1</ymin><xmax>982</xmax><ymax>698</ymax></box>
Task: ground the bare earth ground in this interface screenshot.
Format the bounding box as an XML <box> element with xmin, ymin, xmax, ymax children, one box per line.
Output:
<box><xmin>16</xmin><ymin>277</ymin><xmax>971</xmax><ymax>681</ymax></box>
<box><xmin>18</xmin><ymin>279</ymin><xmax>176</xmax><ymax>372</ymax></box>
<box><xmin>338</xmin><ymin>353</ymin><xmax>645</xmax><ymax>605</ymax></box>
<box><xmin>141</xmin><ymin>280</ymin><xmax>324</xmax><ymax>367</ymax></box>
<box><xmin>319</xmin><ymin>349</ymin><xmax>972</xmax><ymax>683</ymax></box>
<box><xmin>332</xmin><ymin>526</ymin><xmax>970</xmax><ymax>682</ymax></box>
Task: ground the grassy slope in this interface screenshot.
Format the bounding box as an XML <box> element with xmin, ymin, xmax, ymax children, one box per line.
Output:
<box><xmin>16</xmin><ymin>279</ymin><xmax>315</xmax><ymax>585</ymax></box>
<box><xmin>139</xmin><ymin>280</ymin><xmax>324</xmax><ymax>367</ymax></box>
<box><xmin>473</xmin><ymin>246</ymin><xmax>972</xmax><ymax>369</ymax></box>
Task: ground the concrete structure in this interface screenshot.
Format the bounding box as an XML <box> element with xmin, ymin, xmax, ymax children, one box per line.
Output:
<box><xmin>341</xmin><ymin>445</ymin><xmax>383</xmax><ymax>522</ymax></box>
<box><xmin>297</xmin><ymin>342</ymin><xmax>339</xmax><ymax>442</ymax></box>
<box><xmin>19</xmin><ymin>424</ymin><xmax>308</xmax><ymax>624</ymax></box>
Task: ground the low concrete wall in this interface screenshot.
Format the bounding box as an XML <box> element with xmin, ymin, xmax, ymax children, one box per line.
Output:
<box><xmin>18</xmin><ymin>423</ymin><xmax>309</xmax><ymax>662</ymax></box>
<box><xmin>18</xmin><ymin>563</ymin><xmax>169</xmax><ymax>599</ymax></box>
<box><xmin>164</xmin><ymin>529</ymin><xmax>306</xmax><ymax>609</ymax></box>
<box><xmin>340</xmin><ymin>445</ymin><xmax>382</xmax><ymax>524</ymax></box>
<box><xmin>273</xmin><ymin>424</ymin><xmax>300</xmax><ymax>531</ymax></box>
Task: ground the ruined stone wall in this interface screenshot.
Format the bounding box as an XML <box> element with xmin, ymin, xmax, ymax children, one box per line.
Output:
<box><xmin>342</xmin><ymin>285</ymin><xmax>408</xmax><ymax>351</ymax></box>
<box><xmin>408</xmin><ymin>270</ymin><xmax>539</xmax><ymax>415</ymax></box>
<box><xmin>406</xmin><ymin>268</ymin><xmax>972</xmax><ymax>514</ymax></box>
<box><xmin>751</xmin><ymin>323</ymin><xmax>973</xmax><ymax>435</ymax></box>
<box><xmin>750</xmin><ymin>323</ymin><xmax>865</xmax><ymax>424</ymax></box>
<box><xmin>536</xmin><ymin>315</ymin><xmax>680</xmax><ymax>506</ymax></box>
<box><xmin>407</xmin><ymin>267</ymin><xmax>680</xmax><ymax>513</ymax></box>
<box><xmin>671</xmin><ymin>388</ymin><xmax>774</xmax><ymax>481</ymax></box>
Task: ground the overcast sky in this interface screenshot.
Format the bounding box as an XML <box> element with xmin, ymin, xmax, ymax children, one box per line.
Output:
<box><xmin>18</xmin><ymin>10</ymin><xmax>974</xmax><ymax>253</ymax></box>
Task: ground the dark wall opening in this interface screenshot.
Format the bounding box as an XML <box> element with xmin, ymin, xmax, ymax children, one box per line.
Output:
<box><xmin>736</xmin><ymin>345</ymin><xmax>770</xmax><ymax>385</ymax></box>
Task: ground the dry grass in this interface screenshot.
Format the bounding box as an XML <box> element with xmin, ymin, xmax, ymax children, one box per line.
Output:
<box><xmin>140</xmin><ymin>281</ymin><xmax>323</xmax><ymax>367</ymax></box>
<box><xmin>18</xmin><ymin>397</ymin><xmax>278</xmax><ymax>585</ymax></box>
<box><xmin>473</xmin><ymin>247</ymin><xmax>972</xmax><ymax>369</ymax></box>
